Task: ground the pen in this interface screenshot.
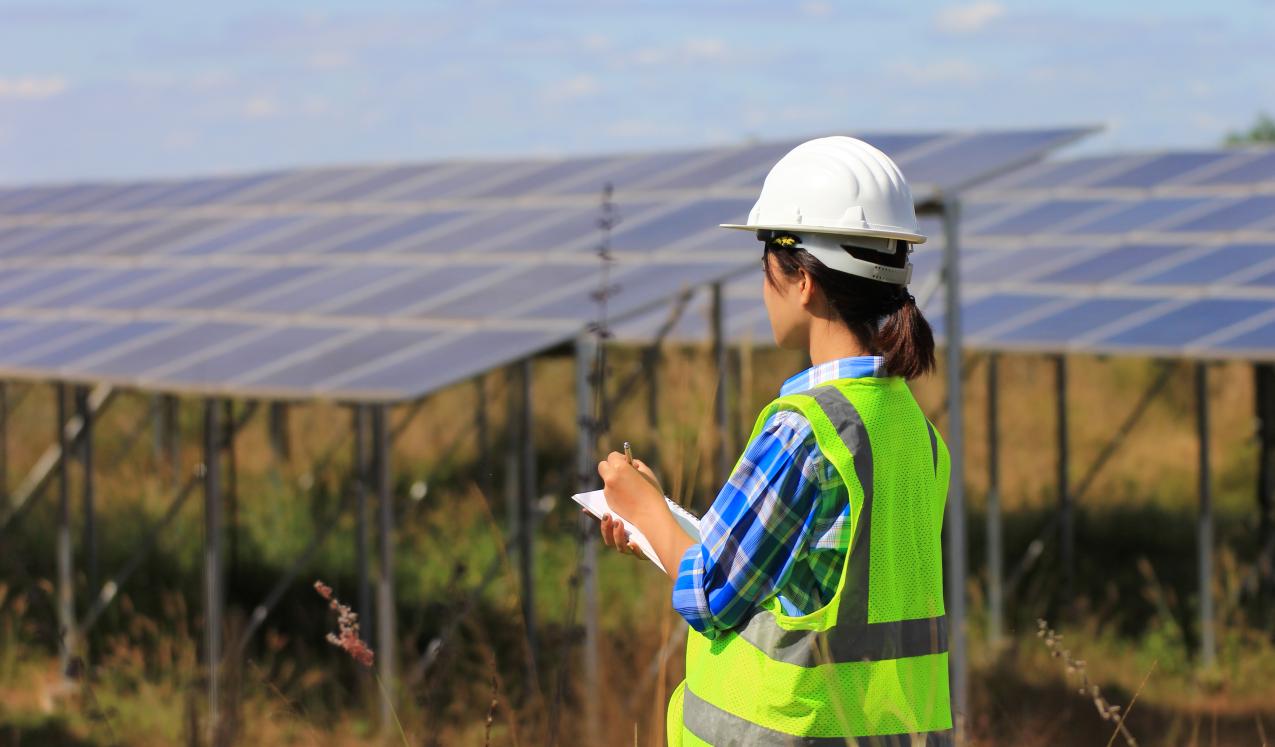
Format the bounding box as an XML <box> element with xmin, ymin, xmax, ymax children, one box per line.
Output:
<box><xmin>624</xmin><ymin>441</ymin><xmax>633</xmax><ymax>466</ymax></box>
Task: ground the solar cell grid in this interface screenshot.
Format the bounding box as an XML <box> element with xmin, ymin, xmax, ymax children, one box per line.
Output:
<box><xmin>1189</xmin><ymin>151</ymin><xmax>1275</xmax><ymax>186</ymax></box>
<box><xmin>1134</xmin><ymin>243</ymin><xmax>1275</xmax><ymax>286</ymax></box>
<box><xmin>609</xmin><ymin>198</ymin><xmax>751</xmax><ymax>253</ymax></box>
<box><xmin>319</xmin><ymin>211</ymin><xmax>469</xmax><ymax>254</ymax></box>
<box><xmin>19</xmin><ymin>320</ymin><xmax>170</xmax><ymax>369</ymax></box>
<box><xmin>997</xmin><ymin>298</ymin><xmax>1162</xmax><ymax>343</ymax></box>
<box><xmin>1038</xmin><ymin>244</ymin><xmax>1189</xmax><ymax>284</ymax></box>
<box><xmin>242</xmin><ymin>264</ymin><xmax>413</xmax><ymax>314</ymax></box>
<box><xmin>35</xmin><ymin>268</ymin><xmax>170</xmax><ymax>309</ymax></box>
<box><xmin>164</xmin><ymin>215</ymin><xmax>306</xmax><ymax>256</ymax></box>
<box><xmin>240</xmin><ymin>328</ymin><xmax>437</xmax><ymax>391</ymax></box>
<box><xmin>1164</xmin><ymin>195</ymin><xmax>1275</xmax><ymax>233</ymax></box>
<box><xmin>323</xmin><ymin>265</ymin><xmax>492</xmax><ymax>317</ymax></box>
<box><xmin>337</xmin><ymin>328</ymin><xmax>564</xmax><ymax>398</ymax></box>
<box><xmin>0</xmin><ymin>267</ymin><xmax>98</xmax><ymax>307</ymax></box>
<box><xmin>90</xmin><ymin>322</ymin><xmax>255</xmax><ymax>377</ymax></box>
<box><xmin>1088</xmin><ymin>152</ymin><xmax>1225</xmax><ymax>188</ymax></box>
<box><xmin>1062</xmin><ymin>198</ymin><xmax>1209</xmax><ymax>234</ymax></box>
<box><xmin>973</xmin><ymin>199</ymin><xmax>1110</xmax><ymax>235</ymax></box>
<box><xmin>1100</xmin><ymin>299</ymin><xmax>1273</xmax><ymax>348</ymax></box>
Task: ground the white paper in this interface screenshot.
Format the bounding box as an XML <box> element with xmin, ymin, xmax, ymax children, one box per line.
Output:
<box><xmin>572</xmin><ymin>489</ymin><xmax>701</xmax><ymax>572</ymax></box>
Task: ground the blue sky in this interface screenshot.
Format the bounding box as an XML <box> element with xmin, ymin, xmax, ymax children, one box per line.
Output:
<box><xmin>1</xmin><ymin>0</ymin><xmax>1272</xmax><ymax>185</ymax></box>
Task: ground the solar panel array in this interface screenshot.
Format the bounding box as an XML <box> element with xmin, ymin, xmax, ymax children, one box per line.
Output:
<box><xmin>619</xmin><ymin>146</ymin><xmax>1275</xmax><ymax>363</ymax></box>
<box><xmin>0</xmin><ymin>127</ymin><xmax>1092</xmax><ymax>401</ymax></box>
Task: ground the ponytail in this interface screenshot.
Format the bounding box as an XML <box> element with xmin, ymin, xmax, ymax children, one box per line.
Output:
<box><xmin>763</xmin><ymin>240</ymin><xmax>937</xmax><ymax>380</ymax></box>
<box><xmin>872</xmin><ymin>292</ymin><xmax>936</xmax><ymax>380</ymax></box>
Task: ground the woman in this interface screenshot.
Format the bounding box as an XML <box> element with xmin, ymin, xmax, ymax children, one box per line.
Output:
<box><xmin>597</xmin><ymin>136</ymin><xmax>953</xmax><ymax>746</ymax></box>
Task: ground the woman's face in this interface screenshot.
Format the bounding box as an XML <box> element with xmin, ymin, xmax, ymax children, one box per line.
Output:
<box><xmin>762</xmin><ymin>253</ymin><xmax>812</xmax><ymax>350</ymax></box>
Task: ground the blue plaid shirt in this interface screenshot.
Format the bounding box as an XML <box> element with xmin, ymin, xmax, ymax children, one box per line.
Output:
<box><xmin>672</xmin><ymin>355</ymin><xmax>888</xmax><ymax>637</ymax></box>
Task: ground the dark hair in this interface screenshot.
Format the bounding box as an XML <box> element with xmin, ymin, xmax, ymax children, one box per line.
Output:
<box><xmin>762</xmin><ymin>233</ymin><xmax>936</xmax><ymax>380</ymax></box>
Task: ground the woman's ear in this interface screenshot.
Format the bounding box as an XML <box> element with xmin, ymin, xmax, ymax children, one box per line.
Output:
<box><xmin>796</xmin><ymin>266</ymin><xmax>817</xmax><ymax>307</ymax></box>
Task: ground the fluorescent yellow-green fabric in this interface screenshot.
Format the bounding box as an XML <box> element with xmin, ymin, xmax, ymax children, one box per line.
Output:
<box><xmin>669</xmin><ymin>376</ymin><xmax>951</xmax><ymax>743</ymax></box>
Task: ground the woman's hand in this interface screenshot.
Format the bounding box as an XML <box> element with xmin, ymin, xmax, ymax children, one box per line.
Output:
<box><xmin>599</xmin><ymin>513</ymin><xmax>641</xmax><ymax>556</ymax></box>
<box><xmin>597</xmin><ymin>452</ymin><xmax>665</xmax><ymax>527</ymax></box>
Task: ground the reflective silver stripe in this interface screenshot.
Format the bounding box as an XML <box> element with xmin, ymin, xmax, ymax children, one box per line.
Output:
<box><xmin>736</xmin><ymin>611</ymin><xmax>947</xmax><ymax>665</ymax></box>
<box><xmin>683</xmin><ymin>685</ymin><xmax>954</xmax><ymax>747</ymax></box>
<box><xmin>739</xmin><ymin>385</ymin><xmax>947</xmax><ymax>665</ymax></box>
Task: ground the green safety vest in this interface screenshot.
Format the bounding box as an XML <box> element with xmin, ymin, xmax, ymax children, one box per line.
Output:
<box><xmin>667</xmin><ymin>376</ymin><xmax>953</xmax><ymax>746</ymax></box>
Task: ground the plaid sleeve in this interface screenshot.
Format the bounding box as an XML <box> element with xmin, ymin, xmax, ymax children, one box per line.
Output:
<box><xmin>672</xmin><ymin>409</ymin><xmax>823</xmax><ymax>637</ymax></box>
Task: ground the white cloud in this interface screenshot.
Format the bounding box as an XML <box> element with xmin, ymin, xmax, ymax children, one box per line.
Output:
<box><xmin>307</xmin><ymin>50</ymin><xmax>354</xmax><ymax>71</ymax></box>
<box><xmin>242</xmin><ymin>95</ymin><xmax>281</xmax><ymax>119</ymax></box>
<box><xmin>0</xmin><ymin>75</ymin><xmax>69</xmax><ymax>100</ymax></box>
<box><xmin>891</xmin><ymin>59</ymin><xmax>983</xmax><ymax>85</ymax></box>
<box><xmin>630</xmin><ymin>37</ymin><xmax>733</xmax><ymax>66</ymax></box>
<box><xmin>935</xmin><ymin>1</ymin><xmax>1005</xmax><ymax>34</ymax></box>
<box><xmin>801</xmin><ymin>1</ymin><xmax>834</xmax><ymax>17</ymax></box>
<box><xmin>543</xmin><ymin>74</ymin><xmax>601</xmax><ymax>102</ymax></box>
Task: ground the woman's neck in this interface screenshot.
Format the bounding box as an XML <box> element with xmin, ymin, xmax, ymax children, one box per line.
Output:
<box><xmin>807</xmin><ymin>319</ymin><xmax>870</xmax><ymax>366</ymax></box>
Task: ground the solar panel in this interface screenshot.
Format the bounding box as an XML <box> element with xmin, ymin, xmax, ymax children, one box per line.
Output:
<box><xmin>974</xmin><ymin>199</ymin><xmax>1110</xmax><ymax>235</ymax></box>
<box><xmin>0</xmin><ymin>126</ymin><xmax>1095</xmax><ymax>399</ymax></box>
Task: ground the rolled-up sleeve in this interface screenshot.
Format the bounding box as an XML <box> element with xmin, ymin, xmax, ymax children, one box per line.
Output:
<box><xmin>671</xmin><ymin>410</ymin><xmax>823</xmax><ymax>637</ymax></box>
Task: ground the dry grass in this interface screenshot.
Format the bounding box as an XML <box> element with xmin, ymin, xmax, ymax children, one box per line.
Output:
<box><xmin>1</xmin><ymin>347</ymin><xmax>1274</xmax><ymax>745</ymax></box>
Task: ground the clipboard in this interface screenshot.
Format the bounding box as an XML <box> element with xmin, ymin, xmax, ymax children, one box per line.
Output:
<box><xmin>572</xmin><ymin>489</ymin><xmax>701</xmax><ymax>572</ymax></box>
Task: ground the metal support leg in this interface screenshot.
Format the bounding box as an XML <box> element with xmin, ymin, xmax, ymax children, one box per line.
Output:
<box><xmin>373</xmin><ymin>405</ymin><xmax>396</xmax><ymax>734</ymax></box>
<box><xmin>644</xmin><ymin>344</ymin><xmax>661</xmax><ymax>469</ymax></box>
<box><xmin>224</xmin><ymin>401</ymin><xmax>238</xmax><ymax>590</ymax></box>
<box><xmin>268</xmin><ymin>402</ymin><xmax>290</xmax><ymax>459</ymax></box>
<box><xmin>519</xmin><ymin>358</ymin><xmax>538</xmax><ymax>682</ymax></box>
<box><xmin>575</xmin><ymin>335</ymin><xmax>601</xmax><ymax>746</ymax></box>
<box><xmin>164</xmin><ymin>395</ymin><xmax>180</xmax><ymax>490</ymax></box>
<box><xmin>203</xmin><ymin>399</ymin><xmax>223</xmax><ymax>744</ymax></box>
<box><xmin>504</xmin><ymin>367</ymin><xmax>520</xmax><ymax>535</ymax></box>
<box><xmin>987</xmin><ymin>354</ymin><xmax>1003</xmax><ymax>650</ymax></box>
<box><xmin>56</xmin><ymin>384</ymin><xmax>75</xmax><ymax>677</ymax></box>
<box><xmin>1196</xmin><ymin>363</ymin><xmax>1216</xmax><ymax>668</ymax></box>
<box><xmin>1056</xmin><ymin>355</ymin><xmax>1073</xmax><ymax>613</ymax></box>
<box><xmin>940</xmin><ymin>199</ymin><xmax>968</xmax><ymax>734</ymax></box>
<box><xmin>476</xmin><ymin>376</ymin><xmax>492</xmax><ymax>499</ymax></box>
<box><xmin>77</xmin><ymin>386</ymin><xmax>97</xmax><ymax>615</ymax></box>
<box><xmin>711</xmin><ymin>283</ymin><xmax>730</xmax><ymax>485</ymax></box>
<box><xmin>354</xmin><ymin>406</ymin><xmax>372</xmax><ymax>644</ymax></box>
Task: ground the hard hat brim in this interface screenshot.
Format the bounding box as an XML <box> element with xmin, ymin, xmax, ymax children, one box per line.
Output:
<box><xmin>719</xmin><ymin>222</ymin><xmax>927</xmax><ymax>245</ymax></box>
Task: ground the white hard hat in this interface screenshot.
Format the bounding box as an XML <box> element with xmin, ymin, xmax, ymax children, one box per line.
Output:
<box><xmin>721</xmin><ymin>136</ymin><xmax>926</xmax><ymax>285</ymax></box>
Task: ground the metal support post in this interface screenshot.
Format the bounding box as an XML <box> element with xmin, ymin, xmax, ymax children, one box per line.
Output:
<box><xmin>711</xmin><ymin>282</ymin><xmax>730</xmax><ymax>486</ymax></box>
<box><xmin>1196</xmin><ymin>362</ymin><xmax>1216</xmax><ymax>668</ymax></box>
<box><xmin>1055</xmin><ymin>355</ymin><xmax>1073</xmax><ymax>612</ymax></box>
<box><xmin>203</xmin><ymin>399</ymin><xmax>223</xmax><ymax>743</ymax></box>
<box><xmin>354</xmin><ymin>406</ymin><xmax>372</xmax><ymax>643</ymax></box>
<box><xmin>268</xmin><ymin>402</ymin><xmax>290</xmax><ymax>459</ymax></box>
<box><xmin>373</xmin><ymin>405</ymin><xmax>397</xmax><ymax>734</ymax></box>
<box><xmin>986</xmin><ymin>354</ymin><xmax>1003</xmax><ymax>650</ymax></box>
<box><xmin>575</xmin><ymin>335</ymin><xmax>601</xmax><ymax>746</ymax></box>
<box><xmin>476</xmin><ymin>376</ymin><xmax>492</xmax><ymax>498</ymax></box>
<box><xmin>940</xmin><ymin>199</ymin><xmax>968</xmax><ymax>733</ymax></box>
<box><xmin>56</xmin><ymin>384</ymin><xmax>75</xmax><ymax>677</ymax></box>
<box><xmin>519</xmin><ymin>358</ymin><xmax>538</xmax><ymax>679</ymax></box>
<box><xmin>77</xmin><ymin>386</ymin><xmax>97</xmax><ymax>612</ymax></box>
